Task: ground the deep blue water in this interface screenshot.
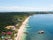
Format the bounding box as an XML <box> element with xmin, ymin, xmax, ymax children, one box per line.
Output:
<box><xmin>25</xmin><ymin>14</ymin><xmax>53</xmax><ymax>40</ymax></box>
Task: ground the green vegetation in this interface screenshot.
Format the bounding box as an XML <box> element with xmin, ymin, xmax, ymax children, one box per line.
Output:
<box><xmin>0</xmin><ymin>12</ymin><xmax>51</xmax><ymax>40</ymax></box>
<box><xmin>0</xmin><ymin>13</ymin><xmax>29</xmax><ymax>30</ymax></box>
<box><xmin>0</xmin><ymin>12</ymin><xmax>29</xmax><ymax>40</ymax></box>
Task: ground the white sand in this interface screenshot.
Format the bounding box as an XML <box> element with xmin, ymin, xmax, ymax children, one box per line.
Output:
<box><xmin>15</xmin><ymin>17</ymin><xmax>30</xmax><ymax>40</ymax></box>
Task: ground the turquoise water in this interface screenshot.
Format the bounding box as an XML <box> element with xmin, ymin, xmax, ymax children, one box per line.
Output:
<box><xmin>23</xmin><ymin>14</ymin><xmax>53</xmax><ymax>40</ymax></box>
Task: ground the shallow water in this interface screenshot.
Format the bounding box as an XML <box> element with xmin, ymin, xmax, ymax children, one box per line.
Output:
<box><xmin>23</xmin><ymin>14</ymin><xmax>53</xmax><ymax>40</ymax></box>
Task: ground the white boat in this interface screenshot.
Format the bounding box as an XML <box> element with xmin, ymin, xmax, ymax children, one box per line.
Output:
<box><xmin>38</xmin><ymin>30</ymin><xmax>44</xmax><ymax>34</ymax></box>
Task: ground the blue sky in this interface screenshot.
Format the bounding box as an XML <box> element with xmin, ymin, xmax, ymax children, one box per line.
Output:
<box><xmin>0</xmin><ymin>0</ymin><xmax>53</xmax><ymax>12</ymax></box>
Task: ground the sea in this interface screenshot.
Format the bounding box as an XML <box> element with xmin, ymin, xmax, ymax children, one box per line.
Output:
<box><xmin>21</xmin><ymin>14</ymin><xmax>53</xmax><ymax>40</ymax></box>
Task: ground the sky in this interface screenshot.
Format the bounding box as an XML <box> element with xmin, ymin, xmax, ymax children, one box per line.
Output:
<box><xmin>0</xmin><ymin>0</ymin><xmax>53</xmax><ymax>12</ymax></box>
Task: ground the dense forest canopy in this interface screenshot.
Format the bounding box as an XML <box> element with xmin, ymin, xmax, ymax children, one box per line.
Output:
<box><xmin>0</xmin><ymin>12</ymin><xmax>53</xmax><ymax>32</ymax></box>
<box><xmin>0</xmin><ymin>12</ymin><xmax>30</xmax><ymax>32</ymax></box>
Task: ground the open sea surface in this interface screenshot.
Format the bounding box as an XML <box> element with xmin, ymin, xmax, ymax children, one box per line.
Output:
<box><xmin>22</xmin><ymin>14</ymin><xmax>53</xmax><ymax>40</ymax></box>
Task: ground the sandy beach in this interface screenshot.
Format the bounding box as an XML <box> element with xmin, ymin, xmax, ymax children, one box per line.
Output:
<box><xmin>15</xmin><ymin>16</ymin><xmax>30</xmax><ymax>40</ymax></box>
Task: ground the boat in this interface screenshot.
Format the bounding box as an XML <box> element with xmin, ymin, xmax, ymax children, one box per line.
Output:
<box><xmin>38</xmin><ymin>30</ymin><xmax>44</xmax><ymax>34</ymax></box>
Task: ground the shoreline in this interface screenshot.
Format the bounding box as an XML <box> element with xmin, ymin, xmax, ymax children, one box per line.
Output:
<box><xmin>15</xmin><ymin>16</ymin><xmax>30</xmax><ymax>40</ymax></box>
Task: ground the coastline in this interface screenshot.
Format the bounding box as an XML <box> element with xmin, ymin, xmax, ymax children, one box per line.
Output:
<box><xmin>15</xmin><ymin>16</ymin><xmax>30</xmax><ymax>40</ymax></box>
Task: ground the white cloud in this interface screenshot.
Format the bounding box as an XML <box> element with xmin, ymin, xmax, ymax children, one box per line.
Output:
<box><xmin>0</xmin><ymin>6</ymin><xmax>53</xmax><ymax>12</ymax></box>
